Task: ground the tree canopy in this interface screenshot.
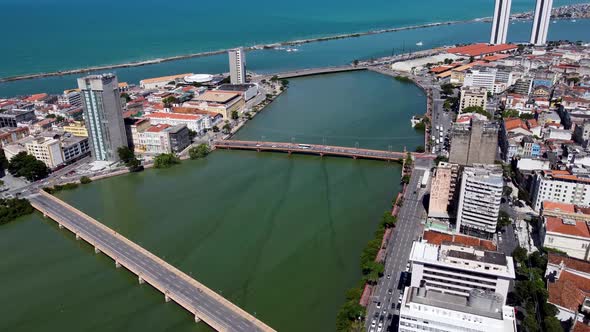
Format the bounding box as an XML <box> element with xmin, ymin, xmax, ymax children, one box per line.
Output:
<box><xmin>8</xmin><ymin>152</ymin><xmax>50</xmax><ymax>181</ymax></box>
<box><xmin>189</xmin><ymin>144</ymin><xmax>211</xmax><ymax>160</ymax></box>
<box><xmin>154</xmin><ymin>153</ymin><xmax>180</xmax><ymax>168</ymax></box>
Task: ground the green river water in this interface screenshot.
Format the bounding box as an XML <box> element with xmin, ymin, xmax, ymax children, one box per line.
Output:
<box><xmin>0</xmin><ymin>71</ymin><xmax>424</xmax><ymax>331</ymax></box>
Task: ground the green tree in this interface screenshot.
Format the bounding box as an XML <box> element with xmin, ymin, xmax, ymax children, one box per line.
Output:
<box><xmin>153</xmin><ymin>153</ymin><xmax>180</xmax><ymax>169</ymax></box>
<box><xmin>80</xmin><ymin>176</ymin><xmax>92</xmax><ymax>184</ymax></box>
<box><xmin>352</xmin><ymin>59</ymin><xmax>359</xmax><ymax>66</ymax></box>
<box><xmin>8</xmin><ymin>152</ymin><xmax>50</xmax><ymax>181</ymax></box>
<box><xmin>212</xmin><ymin>125</ymin><xmax>220</xmax><ymax>133</ymax></box>
<box><xmin>189</xmin><ymin>144</ymin><xmax>211</xmax><ymax>160</ymax></box>
<box><xmin>543</xmin><ymin>317</ymin><xmax>562</xmax><ymax>332</ymax></box>
<box><xmin>162</xmin><ymin>96</ymin><xmax>177</xmax><ymax>107</ymax></box>
<box><xmin>415</xmin><ymin>145</ymin><xmax>425</xmax><ymax>153</ymax></box>
<box><xmin>401</xmin><ymin>175</ymin><xmax>411</xmax><ymax>184</ymax></box>
<box><xmin>0</xmin><ymin>198</ymin><xmax>34</xmax><ymax>224</ymax></box>
<box><xmin>222</xmin><ymin>123</ymin><xmax>232</xmax><ymax>134</ymax></box>
<box><xmin>462</xmin><ymin>106</ymin><xmax>492</xmax><ymax>119</ymax></box>
<box><xmin>523</xmin><ymin>313</ymin><xmax>540</xmax><ymax>332</ymax></box>
<box><xmin>512</xmin><ymin>247</ymin><xmax>528</xmax><ymax>264</ymax></box>
<box><xmin>117</xmin><ymin>146</ymin><xmax>135</xmax><ymax>164</ymax></box>
<box><xmin>280</xmin><ymin>79</ymin><xmax>289</xmax><ymax>87</ymax></box>
<box><xmin>441</xmin><ymin>83</ymin><xmax>454</xmax><ymax>95</ymax></box>
<box><xmin>231</xmin><ymin>110</ymin><xmax>239</xmax><ymax>120</ymax></box>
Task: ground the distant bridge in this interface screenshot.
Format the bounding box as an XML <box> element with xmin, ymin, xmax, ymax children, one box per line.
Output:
<box><xmin>30</xmin><ymin>191</ymin><xmax>275</xmax><ymax>332</ymax></box>
<box><xmin>273</xmin><ymin>65</ymin><xmax>367</xmax><ymax>79</ymax></box>
<box><xmin>214</xmin><ymin>140</ymin><xmax>435</xmax><ymax>161</ymax></box>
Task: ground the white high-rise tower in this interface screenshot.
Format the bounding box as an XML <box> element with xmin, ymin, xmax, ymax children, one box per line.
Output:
<box><xmin>530</xmin><ymin>0</ymin><xmax>553</xmax><ymax>45</ymax></box>
<box><xmin>228</xmin><ymin>48</ymin><xmax>246</xmax><ymax>84</ymax></box>
<box><xmin>490</xmin><ymin>0</ymin><xmax>512</xmax><ymax>45</ymax></box>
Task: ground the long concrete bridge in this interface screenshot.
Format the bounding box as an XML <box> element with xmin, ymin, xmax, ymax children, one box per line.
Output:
<box><xmin>214</xmin><ymin>140</ymin><xmax>435</xmax><ymax>161</ymax></box>
<box><xmin>29</xmin><ymin>190</ymin><xmax>275</xmax><ymax>332</ymax></box>
<box><xmin>274</xmin><ymin>65</ymin><xmax>367</xmax><ymax>79</ymax></box>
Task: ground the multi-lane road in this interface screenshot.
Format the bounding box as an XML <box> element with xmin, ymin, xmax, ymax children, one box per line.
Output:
<box><xmin>29</xmin><ymin>192</ymin><xmax>275</xmax><ymax>332</ymax></box>
<box><xmin>365</xmin><ymin>159</ymin><xmax>432</xmax><ymax>331</ymax></box>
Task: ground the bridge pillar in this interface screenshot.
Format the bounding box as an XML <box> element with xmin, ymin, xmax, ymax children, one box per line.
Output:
<box><xmin>320</xmin><ymin>153</ymin><xmax>324</xmax><ymax>157</ymax></box>
<box><xmin>58</xmin><ymin>223</ymin><xmax>64</xmax><ymax>229</ymax></box>
<box><xmin>138</xmin><ymin>276</ymin><xmax>145</xmax><ymax>285</ymax></box>
<box><xmin>43</xmin><ymin>213</ymin><xmax>47</xmax><ymax>218</ymax></box>
<box><xmin>288</xmin><ymin>151</ymin><xmax>292</xmax><ymax>156</ymax></box>
<box><xmin>165</xmin><ymin>294</ymin><xmax>171</xmax><ymax>303</ymax></box>
<box><xmin>94</xmin><ymin>247</ymin><xmax>101</xmax><ymax>254</ymax></box>
<box><xmin>194</xmin><ymin>315</ymin><xmax>201</xmax><ymax>323</ymax></box>
<box><xmin>353</xmin><ymin>156</ymin><xmax>357</xmax><ymax>160</ymax></box>
<box><xmin>75</xmin><ymin>234</ymin><xmax>80</xmax><ymax>240</ymax></box>
<box><xmin>256</xmin><ymin>148</ymin><xmax>260</xmax><ymax>152</ymax></box>
<box><xmin>115</xmin><ymin>261</ymin><xmax>121</xmax><ymax>268</ymax></box>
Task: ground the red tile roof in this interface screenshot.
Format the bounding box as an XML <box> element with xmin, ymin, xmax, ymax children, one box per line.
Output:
<box><xmin>446</xmin><ymin>43</ymin><xmax>518</xmax><ymax>57</ymax></box>
<box><xmin>24</xmin><ymin>93</ymin><xmax>48</xmax><ymax>102</ymax></box>
<box><xmin>504</xmin><ymin>118</ymin><xmax>530</xmax><ymax>132</ymax></box>
<box><xmin>548</xmin><ymin>270</ymin><xmax>590</xmax><ymax>311</ymax></box>
<box><xmin>147</xmin><ymin>112</ymin><xmax>202</xmax><ymax>121</ymax></box>
<box><xmin>545</xmin><ymin>216</ymin><xmax>590</xmax><ymax>238</ymax></box>
<box><xmin>423</xmin><ymin>230</ymin><xmax>497</xmax><ymax>251</ymax></box>
<box><xmin>573</xmin><ymin>322</ymin><xmax>590</xmax><ymax>332</ymax></box>
<box><xmin>146</xmin><ymin>124</ymin><xmax>171</xmax><ymax>132</ymax></box>
<box><xmin>543</xmin><ymin>201</ymin><xmax>576</xmax><ymax>214</ymax></box>
<box><xmin>548</xmin><ymin>253</ymin><xmax>590</xmax><ymax>275</ymax></box>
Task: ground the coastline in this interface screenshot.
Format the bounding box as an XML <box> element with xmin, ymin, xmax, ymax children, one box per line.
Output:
<box><xmin>0</xmin><ymin>17</ymin><xmax>503</xmax><ymax>83</ymax></box>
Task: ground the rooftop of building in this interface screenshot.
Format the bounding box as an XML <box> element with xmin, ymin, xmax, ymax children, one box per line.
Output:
<box><xmin>407</xmin><ymin>287</ymin><xmax>506</xmax><ymax>320</ymax></box>
<box><xmin>147</xmin><ymin>112</ymin><xmax>202</xmax><ymax>120</ymax></box>
<box><xmin>146</xmin><ymin>124</ymin><xmax>172</xmax><ymax>133</ymax></box>
<box><xmin>140</xmin><ymin>73</ymin><xmax>193</xmax><ymax>84</ymax></box>
<box><xmin>0</xmin><ymin>109</ymin><xmax>34</xmax><ymax>117</ymax></box>
<box><xmin>545</xmin><ymin>216</ymin><xmax>590</xmax><ymax>238</ymax></box>
<box><xmin>423</xmin><ymin>230</ymin><xmax>497</xmax><ymax>251</ymax></box>
<box><xmin>216</xmin><ymin>83</ymin><xmax>257</xmax><ymax>92</ymax></box>
<box><xmin>548</xmin><ymin>253</ymin><xmax>590</xmax><ymax>275</ymax></box>
<box><xmin>193</xmin><ymin>90</ymin><xmax>242</xmax><ymax>103</ymax></box>
<box><xmin>24</xmin><ymin>93</ymin><xmax>48</xmax><ymax>102</ymax></box>
<box><xmin>548</xmin><ymin>270</ymin><xmax>590</xmax><ymax>312</ymax></box>
<box><xmin>446</xmin><ymin>43</ymin><xmax>518</xmax><ymax>57</ymax></box>
<box><xmin>504</xmin><ymin>118</ymin><xmax>531</xmax><ymax>132</ymax></box>
<box><xmin>542</xmin><ymin>169</ymin><xmax>590</xmax><ymax>184</ymax></box>
<box><xmin>543</xmin><ymin>201</ymin><xmax>577</xmax><ymax>214</ymax></box>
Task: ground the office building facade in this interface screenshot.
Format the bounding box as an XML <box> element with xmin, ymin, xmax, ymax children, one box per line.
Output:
<box><xmin>459</xmin><ymin>86</ymin><xmax>488</xmax><ymax>112</ymax></box>
<box><xmin>530</xmin><ymin>0</ymin><xmax>553</xmax><ymax>45</ymax></box>
<box><xmin>228</xmin><ymin>48</ymin><xmax>246</xmax><ymax>84</ymax></box>
<box><xmin>456</xmin><ymin>165</ymin><xmax>503</xmax><ymax>234</ymax></box>
<box><xmin>77</xmin><ymin>74</ymin><xmax>128</xmax><ymax>162</ymax></box>
<box><xmin>490</xmin><ymin>0</ymin><xmax>512</xmax><ymax>45</ymax></box>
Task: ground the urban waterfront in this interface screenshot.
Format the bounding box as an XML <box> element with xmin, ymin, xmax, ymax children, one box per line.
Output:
<box><xmin>0</xmin><ymin>0</ymin><xmax>582</xmax><ymax>79</ymax></box>
<box><xmin>2</xmin><ymin>18</ymin><xmax>590</xmax><ymax>97</ymax></box>
<box><xmin>0</xmin><ymin>71</ymin><xmax>423</xmax><ymax>331</ymax></box>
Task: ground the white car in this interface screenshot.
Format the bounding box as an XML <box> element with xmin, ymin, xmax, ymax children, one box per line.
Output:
<box><xmin>406</xmin><ymin>262</ymin><xmax>411</xmax><ymax>272</ymax></box>
<box><xmin>376</xmin><ymin>302</ymin><xmax>381</xmax><ymax>309</ymax></box>
<box><xmin>377</xmin><ymin>322</ymin><xmax>383</xmax><ymax>332</ymax></box>
<box><xmin>371</xmin><ymin>319</ymin><xmax>377</xmax><ymax>329</ymax></box>
<box><xmin>398</xmin><ymin>294</ymin><xmax>403</xmax><ymax>303</ymax></box>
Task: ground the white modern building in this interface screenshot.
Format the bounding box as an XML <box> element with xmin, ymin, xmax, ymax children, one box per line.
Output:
<box><xmin>24</xmin><ymin>137</ymin><xmax>64</xmax><ymax>169</ymax></box>
<box><xmin>77</xmin><ymin>74</ymin><xmax>128</xmax><ymax>162</ymax></box>
<box><xmin>228</xmin><ymin>48</ymin><xmax>246</xmax><ymax>84</ymax></box>
<box><xmin>532</xmin><ymin>170</ymin><xmax>590</xmax><ymax>211</ymax></box>
<box><xmin>399</xmin><ymin>287</ymin><xmax>517</xmax><ymax>332</ymax></box>
<box><xmin>463</xmin><ymin>68</ymin><xmax>497</xmax><ymax>93</ymax></box>
<box><xmin>530</xmin><ymin>0</ymin><xmax>554</xmax><ymax>45</ymax></box>
<box><xmin>409</xmin><ymin>241</ymin><xmax>515</xmax><ymax>301</ymax></box>
<box><xmin>146</xmin><ymin>112</ymin><xmax>211</xmax><ymax>134</ymax></box>
<box><xmin>456</xmin><ymin>165</ymin><xmax>503</xmax><ymax>234</ymax></box>
<box><xmin>490</xmin><ymin>0</ymin><xmax>512</xmax><ymax>45</ymax></box>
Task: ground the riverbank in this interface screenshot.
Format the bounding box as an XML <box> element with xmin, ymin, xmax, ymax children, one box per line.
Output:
<box><xmin>3</xmin><ymin>3</ymin><xmax>588</xmax><ymax>83</ymax></box>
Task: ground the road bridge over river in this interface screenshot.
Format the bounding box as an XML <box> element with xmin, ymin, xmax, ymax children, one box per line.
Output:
<box><xmin>29</xmin><ymin>190</ymin><xmax>276</xmax><ymax>332</ymax></box>
<box><xmin>214</xmin><ymin>140</ymin><xmax>435</xmax><ymax>161</ymax></box>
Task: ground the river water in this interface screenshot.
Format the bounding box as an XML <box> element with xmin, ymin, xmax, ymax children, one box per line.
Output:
<box><xmin>0</xmin><ymin>71</ymin><xmax>423</xmax><ymax>331</ymax></box>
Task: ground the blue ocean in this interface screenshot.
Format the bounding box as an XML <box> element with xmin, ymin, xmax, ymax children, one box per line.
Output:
<box><xmin>0</xmin><ymin>0</ymin><xmax>588</xmax><ymax>96</ymax></box>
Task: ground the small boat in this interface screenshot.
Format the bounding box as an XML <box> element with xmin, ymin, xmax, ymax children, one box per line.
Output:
<box><xmin>416</xmin><ymin>41</ymin><xmax>423</xmax><ymax>46</ymax></box>
<box><xmin>571</xmin><ymin>19</ymin><xmax>577</xmax><ymax>23</ymax></box>
<box><xmin>286</xmin><ymin>48</ymin><xmax>299</xmax><ymax>52</ymax></box>
<box><xmin>552</xmin><ymin>20</ymin><xmax>557</xmax><ymax>23</ymax></box>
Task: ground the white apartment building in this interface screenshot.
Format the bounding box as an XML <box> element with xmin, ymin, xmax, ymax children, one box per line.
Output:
<box><xmin>459</xmin><ymin>86</ymin><xmax>488</xmax><ymax>112</ymax></box>
<box><xmin>228</xmin><ymin>48</ymin><xmax>246</xmax><ymax>84</ymax></box>
<box><xmin>57</xmin><ymin>90</ymin><xmax>82</xmax><ymax>107</ymax></box>
<box><xmin>490</xmin><ymin>0</ymin><xmax>512</xmax><ymax>45</ymax></box>
<box><xmin>532</xmin><ymin>170</ymin><xmax>590</xmax><ymax>211</ymax></box>
<box><xmin>456</xmin><ymin>165</ymin><xmax>503</xmax><ymax>234</ymax></box>
<box><xmin>409</xmin><ymin>241</ymin><xmax>515</xmax><ymax>301</ymax></box>
<box><xmin>530</xmin><ymin>0</ymin><xmax>554</xmax><ymax>45</ymax></box>
<box><xmin>25</xmin><ymin>137</ymin><xmax>64</xmax><ymax>169</ymax></box>
<box><xmin>399</xmin><ymin>287</ymin><xmax>517</xmax><ymax>332</ymax></box>
<box><xmin>146</xmin><ymin>112</ymin><xmax>211</xmax><ymax>134</ymax></box>
<box><xmin>463</xmin><ymin>68</ymin><xmax>497</xmax><ymax>93</ymax></box>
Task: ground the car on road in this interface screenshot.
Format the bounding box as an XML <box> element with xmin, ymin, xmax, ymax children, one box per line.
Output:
<box><xmin>377</xmin><ymin>322</ymin><xmax>383</xmax><ymax>332</ymax></box>
<box><xmin>386</xmin><ymin>274</ymin><xmax>391</xmax><ymax>279</ymax></box>
<box><xmin>376</xmin><ymin>302</ymin><xmax>381</xmax><ymax>309</ymax></box>
<box><xmin>398</xmin><ymin>293</ymin><xmax>403</xmax><ymax>303</ymax></box>
<box><xmin>387</xmin><ymin>288</ymin><xmax>393</xmax><ymax>295</ymax></box>
<box><xmin>406</xmin><ymin>262</ymin><xmax>411</xmax><ymax>272</ymax></box>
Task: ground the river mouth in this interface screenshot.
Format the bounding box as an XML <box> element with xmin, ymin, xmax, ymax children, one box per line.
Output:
<box><xmin>1</xmin><ymin>71</ymin><xmax>421</xmax><ymax>331</ymax></box>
